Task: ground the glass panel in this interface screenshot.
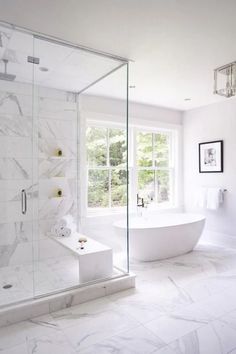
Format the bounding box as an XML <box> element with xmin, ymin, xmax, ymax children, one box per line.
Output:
<box><xmin>154</xmin><ymin>133</ymin><xmax>170</xmax><ymax>167</ymax></box>
<box><xmin>138</xmin><ymin>170</ymin><xmax>155</xmax><ymax>201</ymax></box>
<box><xmin>109</xmin><ymin>128</ymin><xmax>126</xmax><ymax>167</ymax></box>
<box><xmin>137</xmin><ymin>132</ymin><xmax>153</xmax><ymax>167</ymax></box>
<box><xmin>111</xmin><ymin>169</ymin><xmax>127</xmax><ymax>207</ymax></box>
<box><xmin>0</xmin><ymin>24</ymin><xmax>34</xmax><ymax>307</ymax></box>
<box><xmin>87</xmin><ymin>127</ymin><xmax>107</xmax><ymax>167</ymax></box>
<box><xmin>0</xmin><ymin>21</ymin><xmax>128</xmax><ymax>304</ymax></box>
<box><xmin>88</xmin><ymin>170</ymin><xmax>109</xmax><ymax>208</ymax></box>
<box><xmin>80</xmin><ymin>64</ymin><xmax>129</xmax><ymax>273</ymax></box>
<box><xmin>33</xmin><ymin>35</ymin><xmax>128</xmax><ymax>293</ymax></box>
<box><xmin>156</xmin><ymin>170</ymin><xmax>170</xmax><ymax>203</ymax></box>
<box><xmin>33</xmin><ymin>36</ymin><xmax>81</xmax><ymax>295</ymax></box>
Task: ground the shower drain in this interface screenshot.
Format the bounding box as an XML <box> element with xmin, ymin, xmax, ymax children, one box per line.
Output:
<box><xmin>2</xmin><ymin>284</ymin><xmax>12</xmax><ymax>289</ymax></box>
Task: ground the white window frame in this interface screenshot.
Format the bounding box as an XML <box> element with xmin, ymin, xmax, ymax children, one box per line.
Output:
<box><xmin>86</xmin><ymin>122</ymin><xmax>127</xmax><ymax>213</ymax></box>
<box><xmin>80</xmin><ymin>112</ymin><xmax>181</xmax><ymax>217</ymax></box>
<box><xmin>131</xmin><ymin>127</ymin><xmax>175</xmax><ymax>209</ymax></box>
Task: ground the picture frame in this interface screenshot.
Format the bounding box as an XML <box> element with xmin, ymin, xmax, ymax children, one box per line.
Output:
<box><xmin>199</xmin><ymin>140</ymin><xmax>223</xmax><ymax>173</ymax></box>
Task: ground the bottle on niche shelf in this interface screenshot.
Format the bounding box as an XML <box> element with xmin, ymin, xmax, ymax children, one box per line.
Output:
<box><xmin>56</xmin><ymin>189</ymin><xmax>63</xmax><ymax>197</ymax></box>
<box><xmin>78</xmin><ymin>236</ymin><xmax>87</xmax><ymax>250</ymax></box>
<box><xmin>55</xmin><ymin>149</ymin><xmax>63</xmax><ymax>156</ymax></box>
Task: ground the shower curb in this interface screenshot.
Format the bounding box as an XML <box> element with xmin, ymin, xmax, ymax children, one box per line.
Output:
<box><xmin>0</xmin><ymin>273</ymin><xmax>135</xmax><ymax>328</ymax></box>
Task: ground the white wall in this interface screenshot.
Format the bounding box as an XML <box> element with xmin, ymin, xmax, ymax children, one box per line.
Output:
<box><xmin>184</xmin><ymin>98</ymin><xmax>236</xmax><ymax>247</ymax></box>
<box><xmin>80</xmin><ymin>94</ymin><xmax>183</xmax><ymax>125</ymax></box>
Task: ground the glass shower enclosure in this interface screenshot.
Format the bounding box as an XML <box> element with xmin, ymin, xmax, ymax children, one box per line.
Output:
<box><xmin>0</xmin><ymin>21</ymin><xmax>129</xmax><ymax>307</ymax></box>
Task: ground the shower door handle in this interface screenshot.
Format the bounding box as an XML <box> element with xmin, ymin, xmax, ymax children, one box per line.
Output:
<box><xmin>21</xmin><ymin>189</ymin><xmax>27</xmax><ymax>215</ymax></box>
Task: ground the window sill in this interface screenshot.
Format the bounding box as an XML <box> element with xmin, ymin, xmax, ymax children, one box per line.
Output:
<box><xmin>85</xmin><ymin>204</ymin><xmax>180</xmax><ymax>218</ymax></box>
<box><xmin>86</xmin><ymin>207</ymin><xmax>127</xmax><ymax>218</ymax></box>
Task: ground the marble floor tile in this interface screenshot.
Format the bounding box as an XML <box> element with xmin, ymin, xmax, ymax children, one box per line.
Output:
<box><xmin>79</xmin><ymin>325</ymin><xmax>166</xmax><ymax>354</ymax></box>
<box><xmin>107</xmin><ymin>278</ymin><xmax>195</xmax><ymax>324</ymax></box>
<box><xmin>27</xmin><ymin>333</ymin><xmax>76</xmax><ymax>354</ymax></box>
<box><xmin>152</xmin><ymin>346</ymin><xmax>178</xmax><ymax>354</ymax></box>
<box><xmin>0</xmin><ymin>342</ymin><xmax>28</xmax><ymax>354</ymax></box>
<box><xmin>169</xmin><ymin>318</ymin><xmax>236</xmax><ymax>354</ymax></box>
<box><xmin>168</xmin><ymin>301</ymin><xmax>215</xmax><ymax>324</ymax></box>
<box><xmin>197</xmin><ymin>289</ymin><xmax>236</xmax><ymax>318</ymax></box>
<box><xmin>107</xmin><ymin>291</ymin><xmax>166</xmax><ymax>324</ymax></box>
<box><xmin>144</xmin><ymin>313</ymin><xmax>206</xmax><ymax>344</ymax></box>
<box><xmin>0</xmin><ymin>244</ymin><xmax>236</xmax><ymax>354</ymax></box>
<box><xmin>51</xmin><ymin>297</ymin><xmax>117</xmax><ymax>329</ymax></box>
<box><xmin>0</xmin><ymin>314</ymin><xmax>59</xmax><ymax>351</ymax></box>
<box><xmin>63</xmin><ymin>308</ymin><xmax>138</xmax><ymax>351</ymax></box>
<box><xmin>219</xmin><ymin>309</ymin><xmax>236</xmax><ymax>328</ymax></box>
<box><xmin>180</xmin><ymin>273</ymin><xmax>236</xmax><ymax>302</ymax></box>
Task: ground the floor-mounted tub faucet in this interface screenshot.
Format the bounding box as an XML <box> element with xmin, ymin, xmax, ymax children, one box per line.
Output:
<box><xmin>137</xmin><ymin>194</ymin><xmax>145</xmax><ymax>216</ymax></box>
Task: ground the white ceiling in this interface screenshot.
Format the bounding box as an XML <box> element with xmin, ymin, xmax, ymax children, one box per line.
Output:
<box><xmin>0</xmin><ymin>24</ymin><xmax>124</xmax><ymax>93</ymax></box>
<box><xmin>1</xmin><ymin>0</ymin><xmax>236</xmax><ymax>110</ymax></box>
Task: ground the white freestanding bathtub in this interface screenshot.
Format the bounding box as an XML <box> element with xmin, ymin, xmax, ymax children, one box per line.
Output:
<box><xmin>114</xmin><ymin>213</ymin><xmax>205</xmax><ymax>261</ymax></box>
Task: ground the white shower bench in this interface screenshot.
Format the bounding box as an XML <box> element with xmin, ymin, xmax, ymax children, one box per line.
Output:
<box><xmin>51</xmin><ymin>232</ymin><xmax>113</xmax><ymax>283</ymax></box>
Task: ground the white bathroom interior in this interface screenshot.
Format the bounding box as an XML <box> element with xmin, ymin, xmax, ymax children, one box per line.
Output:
<box><xmin>0</xmin><ymin>23</ymin><xmax>131</xmax><ymax>307</ymax></box>
<box><xmin>1</xmin><ymin>1</ymin><xmax>236</xmax><ymax>353</ymax></box>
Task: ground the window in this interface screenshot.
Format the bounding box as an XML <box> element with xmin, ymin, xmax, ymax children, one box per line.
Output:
<box><xmin>136</xmin><ymin>130</ymin><xmax>172</xmax><ymax>205</ymax></box>
<box><xmin>86</xmin><ymin>124</ymin><xmax>175</xmax><ymax>212</ymax></box>
<box><xmin>86</xmin><ymin>126</ymin><xmax>127</xmax><ymax>209</ymax></box>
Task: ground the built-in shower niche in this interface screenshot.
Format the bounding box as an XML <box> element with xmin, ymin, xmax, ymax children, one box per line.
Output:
<box><xmin>0</xmin><ymin>21</ymin><xmax>130</xmax><ymax>310</ymax></box>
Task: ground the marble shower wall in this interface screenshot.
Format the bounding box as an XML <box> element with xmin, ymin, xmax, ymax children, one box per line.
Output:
<box><xmin>0</xmin><ymin>79</ymin><xmax>78</xmax><ymax>268</ymax></box>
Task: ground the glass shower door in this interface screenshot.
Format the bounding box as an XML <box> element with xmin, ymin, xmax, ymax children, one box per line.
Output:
<box><xmin>32</xmin><ymin>36</ymin><xmax>80</xmax><ymax>296</ymax></box>
<box><xmin>0</xmin><ymin>24</ymin><xmax>34</xmax><ymax>306</ymax></box>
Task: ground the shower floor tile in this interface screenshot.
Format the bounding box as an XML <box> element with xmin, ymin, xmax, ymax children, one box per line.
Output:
<box><xmin>0</xmin><ymin>256</ymin><xmax>123</xmax><ymax>308</ymax></box>
<box><xmin>0</xmin><ymin>256</ymin><xmax>79</xmax><ymax>307</ymax></box>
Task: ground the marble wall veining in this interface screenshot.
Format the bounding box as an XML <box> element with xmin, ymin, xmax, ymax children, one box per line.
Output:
<box><xmin>0</xmin><ymin>79</ymin><xmax>79</xmax><ymax>300</ymax></box>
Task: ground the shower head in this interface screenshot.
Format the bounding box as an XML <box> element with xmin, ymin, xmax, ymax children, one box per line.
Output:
<box><xmin>0</xmin><ymin>59</ymin><xmax>16</xmax><ymax>81</ymax></box>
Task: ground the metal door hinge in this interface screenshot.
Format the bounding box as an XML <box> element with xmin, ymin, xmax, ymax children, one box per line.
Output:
<box><xmin>27</xmin><ymin>56</ymin><xmax>40</xmax><ymax>64</ymax></box>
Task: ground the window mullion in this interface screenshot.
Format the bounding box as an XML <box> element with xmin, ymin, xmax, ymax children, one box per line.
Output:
<box><xmin>107</xmin><ymin>128</ymin><xmax>110</xmax><ymax>167</ymax></box>
<box><xmin>152</xmin><ymin>133</ymin><xmax>157</xmax><ymax>203</ymax></box>
<box><xmin>109</xmin><ymin>168</ymin><xmax>112</xmax><ymax>208</ymax></box>
<box><xmin>133</xmin><ymin>128</ymin><xmax>138</xmax><ymax>207</ymax></box>
<box><xmin>152</xmin><ymin>133</ymin><xmax>155</xmax><ymax>168</ymax></box>
<box><xmin>107</xmin><ymin>128</ymin><xmax>112</xmax><ymax>208</ymax></box>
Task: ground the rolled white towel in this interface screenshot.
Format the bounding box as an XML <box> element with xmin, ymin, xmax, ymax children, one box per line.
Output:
<box><xmin>56</xmin><ymin>219</ymin><xmax>67</xmax><ymax>229</ymax></box>
<box><xmin>62</xmin><ymin>214</ymin><xmax>74</xmax><ymax>225</ymax></box>
<box><xmin>57</xmin><ymin>227</ymin><xmax>71</xmax><ymax>237</ymax></box>
<box><xmin>61</xmin><ymin>215</ymin><xmax>77</xmax><ymax>232</ymax></box>
<box><xmin>50</xmin><ymin>224</ymin><xmax>62</xmax><ymax>237</ymax></box>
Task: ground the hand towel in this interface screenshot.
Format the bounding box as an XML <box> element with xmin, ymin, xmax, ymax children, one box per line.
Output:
<box><xmin>195</xmin><ymin>187</ymin><xmax>207</xmax><ymax>208</ymax></box>
<box><xmin>206</xmin><ymin>187</ymin><xmax>223</xmax><ymax>210</ymax></box>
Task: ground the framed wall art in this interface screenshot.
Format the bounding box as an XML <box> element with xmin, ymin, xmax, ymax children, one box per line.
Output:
<box><xmin>199</xmin><ymin>140</ymin><xmax>223</xmax><ymax>173</ymax></box>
